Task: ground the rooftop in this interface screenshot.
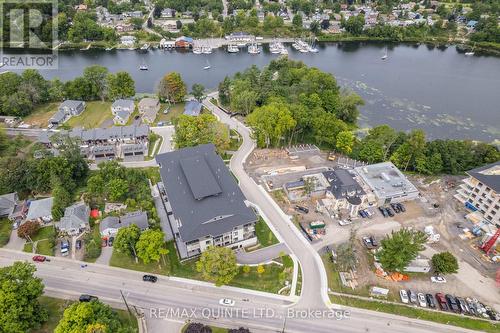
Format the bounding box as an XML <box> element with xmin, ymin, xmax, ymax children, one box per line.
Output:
<box><xmin>58</xmin><ymin>202</ymin><xmax>89</xmax><ymax>231</ymax></box>
<box><xmin>183</xmin><ymin>100</ymin><xmax>202</xmax><ymax>116</ymax></box>
<box><xmin>112</xmin><ymin>99</ymin><xmax>134</xmax><ymax>110</ymax></box>
<box><xmin>59</xmin><ymin>100</ymin><xmax>84</xmax><ymax>109</ymax></box>
<box><xmin>26</xmin><ymin>197</ymin><xmax>54</xmax><ymax>220</ymax></box>
<box><xmin>39</xmin><ymin>124</ymin><xmax>149</xmax><ymax>144</ymax></box>
<box><xmin>156</xmin><ymin>144</ymin><xmax>257</xmax><ymax>242</ymax></box>
<box><xmin>100</xmin><ymin>211</ymin><xmax>149</xmax><ymax>233</ymax></box>
<box><xmin>354</xmin><ymin>162</ymin><xmax>418</xmax><ymax>199</ymax></box>
<box><xmin>323</xmin><ymin>169</ymin><xmax>365</xmax><ymax>204</ymax></box>
<box><xmin>467</xmin><ymin>161</ymin><xmax>500</xmax><ymax>193</ymax></box>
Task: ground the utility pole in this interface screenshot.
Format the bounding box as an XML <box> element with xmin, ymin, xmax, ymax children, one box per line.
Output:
<box><xmin>281</xmin><ymin>313</ymin><xmax>287</xmax><ymax>333</ymax></box>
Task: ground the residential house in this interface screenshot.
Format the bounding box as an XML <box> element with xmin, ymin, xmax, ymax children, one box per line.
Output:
<box><xmin>317</xmin><ymin>169</ymin><xmax>367</xmax><ymax>218</ymax></box>
<box><xmin>49</xmin><ymin>100</ymin><xmax>85</xmax><ymax>126</ymax></box>
<box><xmin>0</xmin><ymin>192</ymin><xmax>26</xmax><ymax>222</ymax></box>
<box><xmin>116</xmin><ymin>23</ymin><xmax>134</xmax><ymax>32</ymax></box>
<box><xmin>39</xmin><ymin>125</ymin><xmax>149</xmax><ymax>161</ymax></box>
<box><xmin>112</xmin><ymin>99</ymin><xmax>135</xmax><ymax>125</ymax></box>
<box><xmin>175</xmin><ymin>36</ymin><xmax>193</xmax><ymax>48</ymax></box>
<box><xmin>454</xmin><ymin>161</ymin><xmax>499</xmax><ymax>226</ymax></box>
<box><xmin>74</xmin><ymin>4</ymin><xmax>88</xmax><ymax>11</ymax></box>
<box><xmin>120</xmin><ymin>35</ymin><xmax>136</xmax><ymax>47</ymax></box>
<box><xmin>25</xmin><ymin>197</ymin><xmax>54</xmax><ymax>224</ymax></box>
<box><xmin>183</xmin><ymin>100</ymin><xmax>202</xmax><ymax>116</ymax></box>
<box><xmin>57</xmin><ymin>202</ymin><xmax>90</xmax><ymax>236</ymax></box>
<box><xmin>354</xmin><ymin>162</ymin><xmax>419</xmax><ymax>206</ymax></box>
<box><xmin>160</xmin><ymin>39</ymin><xmax>176</xmax><ymax>48</ymax></box>
<box><xmin>161</xmin><ymin>8</ymin><xmax>174</xmax><ymax>18</ymax></box>
<box><xmin>138</xmin><ymin>97</ymin><xmax>160</xmax><ymax>124</ymax></box>
<box><xmin>225</xmin><ymin>31</ymin><xmax>254</xmax><ymax>44</ymax></box>
<box><xmin>156</xmin><ymin>144</ymin><xmax>258</xmax><ymax>260</ymax></box>
<box><xmin>100</xmin><ymin>211</ymin><xmax>149</xmax><ymax>237</ymax></box>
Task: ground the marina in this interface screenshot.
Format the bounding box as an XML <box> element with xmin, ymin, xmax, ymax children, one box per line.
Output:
<box><xmin>5</xmin><ymin>42</ymin><xmax>499</xmax><ymax>142</ymax></box>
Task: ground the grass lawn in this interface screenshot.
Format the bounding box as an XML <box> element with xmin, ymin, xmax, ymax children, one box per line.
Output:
<box><xmin>330</xmin><ymin>295</ymin><xmax>500</xmax><ymax>333</ymax></box>
<box><xmin>65</xmin><ymin>101</ymin><xmax>113</xmax><ymax>129</ymax></box>
<box><xmin>255</xmin><ymin>217</ymin><xmax>279</xmax><ymax>248</ymax></box>
<box><xmin>0</xmin><ymin>218</ymin><xmax>11</xmax><ymax>247</ymax></box>
<box><xmin>155</xmin><ymin>102</ymin><xmax>185</xmax><ymax>124</ymax></box>
<box><xmin>35</xmin><ymin>239</ymin><xmax>55</xmax><ymax>256</ymax></box>
<box><xmin>148</xmin><ymin>136</ymin><xmax>163</xmax><ymax>157</ymax></box>
<box><xmin>228</xmin><ymin>129</ymin><xmax>242</xmax><ymax>151</ymax></box>
<box><xmin>23</xmin><ymin>242</ymin><xmax>33</xmax><ymax>253</ymax></box>
<box><xmin>31</xmin><ymin>226</ymin><xmax>56</xmax><ymax>242</ymax></box>
<box><xmin>24</xmin><ymin>103</ymin><xmax>59</xmax><ymax>127</ymax></box>
<box><xmin>35</xmin><ymin>296</ymin><xmax>138</xmax><ymax>333</ymax></box>
<box><xmin>110</xmin><ymin>241</ymin><xmax>292</xmax><ymax>294</ymax></box>
<box><xmin>83</xmin><ymin>227</ymin><xmax>102</xmax><ymax>263</ymax></box>
<box><xmin>140</xmin><ymin>167</ymin><xmax>161</xmax><ymax>184</ymax></box>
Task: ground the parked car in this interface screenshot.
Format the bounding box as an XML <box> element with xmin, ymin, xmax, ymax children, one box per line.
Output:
<box><xmin>486</xmin><ymin>310</ymin><xmax>500</xmax><ymax>321</ymax></box>
<box><xmin>390</xmin><ymin>203</ymin><xmax>400</xmax><ymax>213</ymax></box>
<box><xmin>134</xmin><ymin>115</ymin><xmax>140</xmax><ymax>120</ymax></box>
<box><xmin>431</xmin><ymin>276</ymin><xmax>446</xmax><ymax>283</ymax></box>
<box><xmin>338</xmin><ymin>219</ymin><xmax>352</xmax><ymax>226</ymax></box>
<box><xmin>143</xmin><ymin>274</ymin><xmax>158</xmax><ymax>283</ymax></box>
<box><xmin>219</xmin><ymin>298</ymin><xmax>235</xmax><ymax>307</ymax></box>
<box><xmin>359</xmin><ymin>210</ymin><xmax>367</xmax><ymax>218</ymax></box>
<box><xmin>108</xmin><ymin>236</ymin><xmax>115</xmax><ymax>247</ymax></box>
<box><xmin>456</xmin><ymin>297</ymin><xmax>469</xmax><ymax>314</ymax></box>
<box><xmin>294</xmin><ymin>205</ymin><xmax>309</xmax><ymax>214</ymax></box>
<box><xmin>408</xmin><ymin>290</ymin><xmax>417</xmax><ymax>304</ymax></box>
<box><xmin>101</xmin><ymin>238</ymin><xmax>107</xmax><ymax>247</ymax></box>
<box><xmin>399</xmin><ymin>290</ymin><xmax>409</xmax><ymax>303</ymax></box>
<box><xmin>417</xmin><ymin>293</ymin><xmax>427</xmax><ymax>307</ymax></box>
<box><xmin>425</xmin><ymin>294</ymin><xmax>436</xmax><ymax>308</ymax></box>
<box><xmin>378</xmin><ymin>207</ymin><xmax>388</xmax><ymax>217</ymax></box>
<box><xmin>386</xmin><ymin>207</ymin><xmax>395</xmax><ymax>217</ymax></box>
<box><xmin>397</xmin><ymin>203</ymin><xmax>406</xmax><ymax>212</ymax></box>
<box><xmin>76</xmin><ymin>239</ymin><xmax>82</xmax><ymax>250</ymax></box>
<box><xmin>32</xmin><ymin>255</ymin><xmax>48</xmax><ymax>262</ymax></box>
<box><xmin>446</xmin><ymin>294</ymin><xmax>460</xmax><ymax>313</ymax></box>
<box><xmin>436</xmin><ymin>293</ymin><xmax>449</xmax><ymax>311</ymax></box>
<box><xmin>79</xmin><ymin>294</ymin><xmax>98</xmax><ymax>302</ymax></box>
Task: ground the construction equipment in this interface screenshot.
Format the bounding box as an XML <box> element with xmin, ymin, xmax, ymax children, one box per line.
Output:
<box><xmin>480</xmin><ymin>227</ymin><xmax>500</xmax><ymax>255</ymax></box>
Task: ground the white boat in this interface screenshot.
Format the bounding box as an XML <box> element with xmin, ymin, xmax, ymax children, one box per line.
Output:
<box><xmin>227</xmin><ymin>44</ymin><xmax>239</xmax><ymax>53</ymax></box>
<box><xmin>248</xmin><ymin>43</ymin><xmax>260</xmax><ymax>54</ymax></box>
<box><xmin>381</xmin><ymin>47</ymin><xmax>388</xmax><ymax>60</ymax></box>
<box><xmin>280</xmin><ymin>47</ymin><xmax>288</xmax><ymax>55</ymax></box>
<box><xmin>202</xmin><ymin>46</ymin><xmax>213</xmax><ymax>54</ymax></box>
<box><xmin>465</xmin><ymin>51</ymin><xmax>474</xmax><ymax>56</ymax></box>
<box><xmin>140</xmin><ymin>43</ymin><xmax>150</xmax><ymax>51</ymax></box>
<box><xmin>192</xmin><ymin>45</ymin><xmax>203</xmax><ymax>54</ymax></box>
<box><xmin>203</xmin><ymin>60</ymin><xmax>211</xmax><ymax>70</ymax></box>
<box><xmin>139</xmin><ymin>63</ymin><xmax>148</xmax><ymax>71</ymax></box>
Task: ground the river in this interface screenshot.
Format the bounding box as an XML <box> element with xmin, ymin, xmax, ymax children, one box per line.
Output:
<box><xmin>8</xmin><ymin>42</ymin><xmax>500</xmax><ymax>142</ymax></box>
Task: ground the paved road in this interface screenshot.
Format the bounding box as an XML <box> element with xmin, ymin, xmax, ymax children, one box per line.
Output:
<box><xmin>236</xmin><ymin>243</ymin><xmax>290</xmax><ymax>265</ymax></box>
<box><xmin>0</xmin><ymin>250</ymin><xmax>476</xmax><ymax>333</ymax></box>
<box><xmin>203</xmin><ymin>96</ymin><xmax>329</xmax><ymax>310</ymax></box>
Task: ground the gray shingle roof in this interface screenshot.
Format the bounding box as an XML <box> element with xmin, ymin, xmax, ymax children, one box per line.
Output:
<box><xmin>323</xmin><ymin>169</ymin><xmax>365</xmax><ymax>201</ymax></box>
<box><xmin>467</xmin><ymin>161</ymin><xmax>500</xmax><ymax>193</ymax></box>
<box><xmin>58</xmin><ymin>203</ymin><xmax>89</xmax><ymax>231</ymax></box>
<box><xmin>156</xmin><ymin>144</ymin><xmax>257</xmax><ymax>242</ymax></box>
<box><xmin>38</xmin><ymin>125</ymin><xmax>149</xmax><ymax>144</ymax></box>
<box><xmin>59</xmin><ymin>100</ymin><xmax>84</xmax><ymax>110</ymax></box>
<box><xmin>49</xmin><ymin>110</ymin><xmax>66</xmax><ymax>123</ymax></box>
<box><xmin>112</xmin><ymin>99</ymin><xmax>134</xmax><ymax>110</ymax></box>
<box><xmin>26</xmin><ymin>197</ymin><xmax>54</xmax><ymax>220</ymax></box>
<box><xmin>99</xmin><ymin>211</ymin><xmax>149</xmax><ymax>233</ymax></box>
<box><xmin>183</xmin><ymin>101</ymin><xmax>202</xmax><ymax>116</ymax></box>
<box><xmin>0</xmin><ymin>193</ymin><xmax>17</xmax><ymax>217</ymax></box>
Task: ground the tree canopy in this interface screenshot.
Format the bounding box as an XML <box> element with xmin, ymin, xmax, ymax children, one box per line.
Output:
<box><xmin>196</xmin><ymin>246</ymin><xmax>239</xmax><ymax>286</ymax></box>
<box><xmin>158</xmin><ymin>72</ymin><xmax>187</xmax><ymax>103</ymax></box>
<box><xmin>0</xmin><ymin>262</ymin><xmax>47</xmax><ymax>333</ymax></box>
<box><xmin>174</xmin><ymin>113</ymin><xmax>230</xmax><ymax>154</ymax></box>
<box><xmin>136</xmin><ymin>229</ymin><xmax>169</xmax><ymax>264</ymax></box>
<box><xmin>431</xmin><ymin>251</ymin><xmax>459</xmax><ymax>275</ymax></box>
<box><xmin>378</xmin><ymin>228</ymin><xmax>428</xmax><ymax>272</ymax></box>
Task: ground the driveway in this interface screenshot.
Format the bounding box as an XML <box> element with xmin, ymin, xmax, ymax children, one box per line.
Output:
<box><xmin>236</xmin><ymin>243</ymin><xmax>289</xmax><ymax>265</ymax></box>
<box><xmin>151</xmin><ymin>125</ymin><xmax>174</xmax><ymax>154</ymax></box>
<box><xmin>5</xmin><ymin>230</ymin><xmax>25</xmax><ymax>251</ymax></box>
<box><xmin>95</xmin><ymin>246</ymin><xmax>113</xmax><ymax>265</ymax></box>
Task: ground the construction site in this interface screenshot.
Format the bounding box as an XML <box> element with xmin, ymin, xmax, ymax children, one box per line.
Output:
<box><xmin>245</xmin><ymin>147</ymin><xmax>500</xmax><ymax>313</ymax></box>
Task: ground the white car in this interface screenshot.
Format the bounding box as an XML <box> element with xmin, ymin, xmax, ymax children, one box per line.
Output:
<box><xmin>417</xmin><ymin>293</ymin><xmax>427</xmax><ymax>307</ymax></box>
<box><xmin>430</xmin><ymin>276</ymin><xmax>446</xmax><ymax>283</ymax></box>
<box><xmin>399</xmin><ymin>290</ymin><xmax>409</xmax><ymax>304</ymax></box>
<box><xmin>219</xmin><ymin>298</ymin><xmax>235</xmax><ymax>307</ymax></box>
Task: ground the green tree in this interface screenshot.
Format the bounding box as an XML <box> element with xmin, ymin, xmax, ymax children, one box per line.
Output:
<box><xmin>51</xmin><ymin>182</ymin><xmax>72</xmax><ymax>221</ymax></box>
<box><xmin>17</xmin><ymin>221</ymin><xmax>40</xmax><ymax>240</ymax></box>
<box><xmin>83</xmin><ymin>65</ymin><xmax>109</xmax><ymax>100</ymax></box>
<box><xmin>196</xmin><ymin>246</ymin><xmax>239</xmax><ymax>286</ymax></box>
<box><xmin>174</xmin><ymin>113</ymin><xmax>230</xmax><ymax>153</ymax></box>
<box><xmin>391</xmin><ymin>129</ymin><xmax>426</xmax><ymax>171</ymax></box>
<box><xmin>335</xmin><ymin>91</ymin><xmax>364</xmax><ymax>124</ymax></box>
<box><xmin>336</xmin><ymin>131</ymin><xmax>355</xmax><ymax>155</ymax></box>
<box><xmin>246</xmin><ymin>101</ymin><xmax>296</xmax><ymax>148</ymax></box>
<box><xmin>114</xmin><ymin>224</ymin><xmax>141</xmax><ymax>261</ymax></box>
<box><xmin>378</xmin><ymin>228</ymin><xmax>428</xmax><ymax>272</ymax></box>
<box><xmin>0</xmin><ymin>262</ymin><xmax>48</xmax><ymax>333</ymax></box>
<box><xmin>54</xmin><ymin>300</ymin><xmax>131</xmax><ymax>333</ymax></box>
<box><xmin>135</xmin><ymin>229</ymin><xmax>168</xmax><ymax>265</ymax></box>
<box><xmin>158</xmin><ymin>72</ymin><xmax>187</xmax><ymax>103</ymax></box>
<box><xmin>292</xmin><ymin>13</ymin><xmax>303</xmax><ymax>29</ymax></box>
<box><xmin>107</xmin><ymin>72</ymin><xmax>135</xmax><ymax>100</ymax></box>
<box><xmin>341</xmin><ymin>15</ymin><xmax>365</xmax><ymax>35</ymax></box>
<box><xmin>431</xmin><ymin>252</ymin><xmax>459</xmax><ymax>275</ymax></box>
<box><xmin>108</xmin><ymin>178</ymin><xmax>129</xmax><ymax>202</ymax></box>
<box><xmin>191</xmin><ymin>83</ymin><xmax>206</xmax><ymax>102</ymax></box>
